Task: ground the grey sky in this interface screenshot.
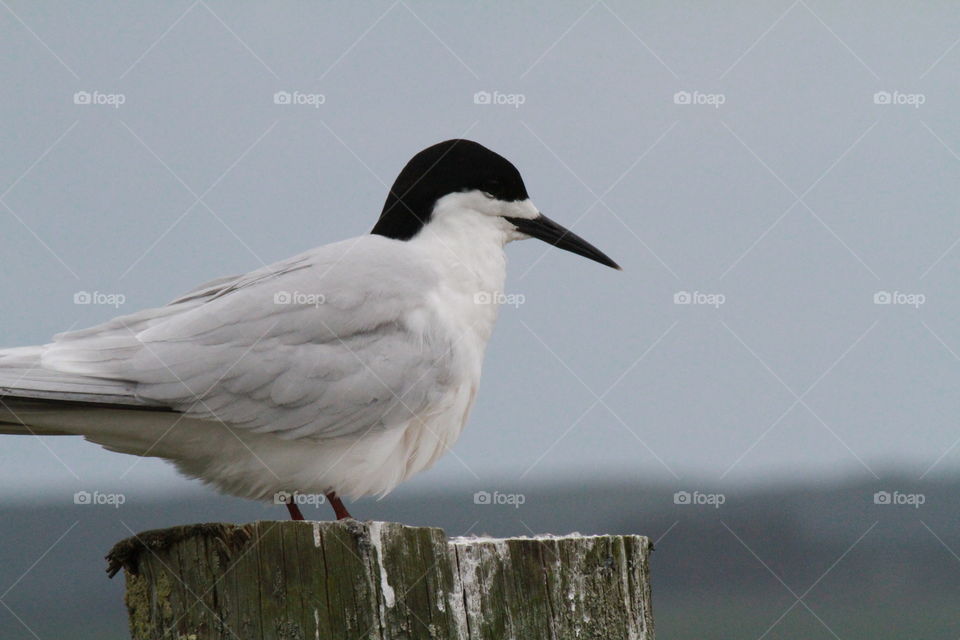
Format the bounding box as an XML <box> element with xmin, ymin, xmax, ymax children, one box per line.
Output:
<box><xmin>2</xmin><ymin>1</ymin><xmax>959</xmax><ymax>498</ymax></box>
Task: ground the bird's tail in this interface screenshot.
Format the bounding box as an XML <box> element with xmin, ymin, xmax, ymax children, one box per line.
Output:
<box><xmin>0</xmin><ymin>346</ymin><xmax>67</xmax><ymax>434</ymax></box>
<box><xmin>0</xmin><ymin>344</ymin><xmax>166</xmax><ymax>440</ymax></box>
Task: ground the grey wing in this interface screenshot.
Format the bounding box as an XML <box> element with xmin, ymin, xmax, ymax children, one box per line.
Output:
<box><xmin>0</xmin><ymin>346</ymin><xmax>150</xmax><ymax>407</ymax></box>
<box><xmin>34</xmin><ymin>236</ymin><xmax>452</xmax><ymax>440</ymax></box>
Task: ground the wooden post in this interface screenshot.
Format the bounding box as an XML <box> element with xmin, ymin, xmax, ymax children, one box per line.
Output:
<box><xmin>107</xmin><ymin>520</ymin><xmax>654</xmax><ymax>640</ymax></box>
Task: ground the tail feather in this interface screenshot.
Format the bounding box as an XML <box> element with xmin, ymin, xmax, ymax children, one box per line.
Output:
<box><xmin>0</xmin><ymin>344</ymin><xmax>167</xmax><ymax>437</ymax></box>
<box><xmin>0</xmin><ymin>345</ymin><xmax>157</xmax><ymax>407</ymax></box>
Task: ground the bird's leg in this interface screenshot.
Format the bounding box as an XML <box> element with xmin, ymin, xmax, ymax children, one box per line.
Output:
<box><xmin>285</xmin><ymin>500</ymin><xmax>305</xmax><ymax>521</ymax></box>
<box><xmin>326</xmin><ymin>492</ymin><xmax>352</xmax><ymax>520</ymax></box>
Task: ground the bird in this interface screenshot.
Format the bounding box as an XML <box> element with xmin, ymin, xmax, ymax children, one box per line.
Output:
<box><xmin>0</xmin><ymin>139</ymin><xmax>619</xmax><ymax>521</ymax></box>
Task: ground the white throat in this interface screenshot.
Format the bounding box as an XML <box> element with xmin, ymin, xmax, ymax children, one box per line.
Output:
<box><xmin>408</xmin><ymin>193</ymin><xmax>537</xmax><ymax>291</ymax></box>
<box><xmin>406</xmin><ymin>192</ymin><xmax>538</xmax><ymax>341</ymax></box>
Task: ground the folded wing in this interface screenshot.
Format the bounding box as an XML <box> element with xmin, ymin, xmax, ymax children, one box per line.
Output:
<box><xmin>4</xmin><ymin>235</ymin><xmax>451</xmax><ymax>441</ymax></box>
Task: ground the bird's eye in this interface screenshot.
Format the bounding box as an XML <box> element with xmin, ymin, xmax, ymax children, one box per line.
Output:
<box><xmin>481</xmin><ymin>191</ymin><xmax>495</xmax><ymax>200</ymax></box>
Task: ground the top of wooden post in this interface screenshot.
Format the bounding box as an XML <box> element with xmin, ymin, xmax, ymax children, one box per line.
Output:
<box><xmin>109</xmin><ymin>520</ymin><xmax>655</xmax><ymax>640</ymax></box>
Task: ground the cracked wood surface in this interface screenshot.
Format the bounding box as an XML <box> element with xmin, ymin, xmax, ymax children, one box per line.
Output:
<box><xmin>108</xmin><ymin>520</ymin><xmax>654</xmax><ymax>640</ymax></box>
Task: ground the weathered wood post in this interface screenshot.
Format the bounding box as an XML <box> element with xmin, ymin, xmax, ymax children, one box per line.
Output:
<box><xmin>107</xmin><ymin>520</ymin><xmax>654</xmax><ymax>639</ymax></box>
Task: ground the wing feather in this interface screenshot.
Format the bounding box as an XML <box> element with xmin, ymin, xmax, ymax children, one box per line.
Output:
<box><xmin>29</xmin><ymin>235</ymin><xmax>452</xmax><ymax>440</ymax></box>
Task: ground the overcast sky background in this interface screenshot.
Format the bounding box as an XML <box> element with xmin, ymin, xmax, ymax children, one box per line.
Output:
<box><xmin>2</xmin><ymin>1</ymin><xmax>960</xmax><ymax>500</ymax></box>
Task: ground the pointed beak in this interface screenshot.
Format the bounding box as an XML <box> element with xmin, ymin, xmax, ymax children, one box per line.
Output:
<box><xmin>505</xmin><ymin>213</ymin><xmax>621</xmax><ymax>270</ymax></box>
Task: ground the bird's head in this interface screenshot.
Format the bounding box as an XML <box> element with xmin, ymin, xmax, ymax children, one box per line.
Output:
<box><xmin>372</xmin><ymin>139</ymin><xmax>620</xmax><ymax>270</ymax></box>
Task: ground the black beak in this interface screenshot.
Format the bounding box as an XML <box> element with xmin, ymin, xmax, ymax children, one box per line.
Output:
<box><xmin>505</xmin><ymin>214</ymin><xmax>621</xmax><ymax>270</ymax></box>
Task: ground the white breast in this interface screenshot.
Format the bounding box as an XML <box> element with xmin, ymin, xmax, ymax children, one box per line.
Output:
<box><xmin>377</xmin><ymin>202</ymin><xmax>512</xmax><ymax>488</ymax></box>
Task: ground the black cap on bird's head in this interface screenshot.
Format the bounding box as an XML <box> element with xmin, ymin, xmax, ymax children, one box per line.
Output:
<box><xmin>373</xmin><ymin>139</ymin><xmax>527</xmax><ymax>239</ymax></box>
<box><xmin>372</xmin><ymin>139</ymin><xmax>620</xmax><ymax>270</ymax></box>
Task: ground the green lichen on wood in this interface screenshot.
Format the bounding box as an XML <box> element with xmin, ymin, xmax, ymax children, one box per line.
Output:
<box><xmin>124</xmin><ymin>571</ymin><xmax>154</xmax><ymax>639</ymax></box>
<box><xmin>124</xmin><ymin>564</ymin><xmax>177</xmax><ymax>640</ymax></box>
<box><xmin>155</xmin><ymin>570</ymin><xmax>175</xmax><ymax>619</ymax></box>
<box><xmin>111</xmin><ymin>522</ymin><xmax>654</xmax><ymax>640</ymax></box>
